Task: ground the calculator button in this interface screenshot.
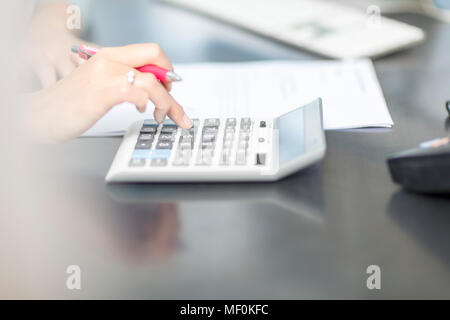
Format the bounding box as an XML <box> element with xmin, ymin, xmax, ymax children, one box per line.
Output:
<box><xmin>238</xmin><ymin>141</ymin><xmax>249</xmax><ymax>149</ymax></box>
<box><xmin>150</xmin><ymin>150</ymin><xmax>171</xmax><ymax>159</ymax></box>
<box><xmin>224</xmin><ymin>133</ymin><xmax>234</xmax><ymax>142</ymax></box>
<box><xmin>159</xmin><ymin>134</ymin><xmax>175</xmax><ymax>142</ymax></box>
<box><xmin>161</xmin><ymin>126</ymin><xmax>178</xmax><ymax>134</ymax></box>
<box><xmin>173</xmin><ymin>158</ymin><xmax>188</xmax><ymax>166</ymax></box>
<box><xmin>180</xmin><ymin>134</ymin><xmax>194</xmax><ymax>142</ymax></box>
<box><xmin>240</xmin><ymin>118</ymin><xmax>251</xmax><ymax>127</ymax></box>
<box><xmin>139</xmin><ymin>134</ymin><xmax>154</xmax><ymax>141</ymax></box>
<box><xmin>156</xmin><ymin>141</ymin><xmax>173</xmax><ymax>149</ymax></box>
<box><xmin>178</xmin><ymin>150</ymin><xmax>193</xmax><ymax>161</ymax></box>
<box><xmin>260</xmin><ymin>121</ymin><xmax>267</xmax><ymax>128</ymax></box>
<box><xmin>173</xmin><ymin>151</ymin><xmax>192</xmax><ymax>166</ymax></box>
<box><xmin>151</xmin><ymin>158</ymin><xmax>168</xmax><ymax>167</ymax></box>
<box><xmin>235</xmin><ymin>149</ymin><xmax>247</xmax><ymax>165</ymax></box>
<box><xmin>258</xmin><ymin>137</ymin><xmax>265</xmax><ymax>143</ymax></box>
<box><xmin>256</xmin><ymin>153</ymin><xmax>266</xmax><ymax>165</ymax></box>
<box><xmin>201</xmin><ymin>142</ymin><xmax>215</xmax><ymax>149</ymax></box>
<box><xmin>203</xmin><ymin>148</ymin><xmax>214</xmax><ymax>156</ymax></box>
<box><xmin>203</xmin><ymin>126</ymin><xmax>219</xmax><ymax>134</ymax></box>
<box><xmin>141</xmin><ymin>126</ymin><xmax>157</xmax><ymax>134</ymax></box>
<box><xmin>135</xmin><ymin>140</ymin><xmax>152</xmax><ymax>149</ymax></box>
<box><xmin>220</xmin><ymin>150</ymin><xmax>232</xmax><ymax>165</ymax></box>
<box><xmin>179</xmin><ymin>135</ymin><xmax>194</xmax><ymax>142</ymax></box>
<box><xmin>180</xmin><ymin>148</ymin><xmax>192</xmax><ymax>156</ymax></box>
<box><xmin>225</xmin><ymin>127</ymin><xmax>235</xmax><ymax>134</ymax></box>
<box><xmin>225</xmin><ymin>128</ymin><xmax>235</xmax><ymax>136</ymax></box>
<box><xmin>150</xmin><ymin>150</ymin><xmax>171</xmax><ymax>161</ymax></box>
<box><xmin>179</xmin><ymin>142</ymin><xmax>193</xmax><ymax>150</ymax></box>
<box><xmin>226</xmin><ymin>118</ymin><xmax>237</xmax><ymax>127</ymax></box>
<box><xmin>181</xmin><ymin>128</ymin><xmax>195</xmax><ymax>137</ymax></box>
<box><xmin>179</xmin><ymin>138</ymin><xmax>194</xmax><ymax>149</ymax></box>
<box><xmin>178</xmin><ymin>149</ymin><xmax>193</xmax><ymax>158</ymax></box>
<box><xmin>223</xmin><ymin>140</ymin><xmax>233</xmax><ymax>148</ymax></box>
<box><xmin>204</xmin><ymin>118</ymin><xmax>220</xmax><ymax>127</ymax></box>
<box><xmin>240</xmin><ymin>125</ymin><xmax>251</xmax><ymax>133</ymax></box>
<box><xmin>131</xmin><ymin>150</ymin><xmax>151</xmax><ymax>159</ymax></box>
<box><xmin>239</xmin><ymin>133</ymin><xmax>250</xmax><ymax>141</ymax></box>
<box><xmin>202</xmin><ymin>133</ymin><xmax>216</xmax><ymax>143</ymax></box>
<box><xmin>129</xmin><ymin>158</ymin><xmax>146</xmax><ymax>167</ymax></box>
<box><xmin>196</xmin><ymin>150</ymin><xmax>213</xmax><ymax>166</ymax></box>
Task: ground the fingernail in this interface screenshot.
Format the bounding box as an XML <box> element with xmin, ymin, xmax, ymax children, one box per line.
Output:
<box><xmin>183</xmin><ymin>114</ymin><xmax>193</xmax><ymax>129</ymax></box>
<box><xmin>155</xmin><ymin>112</ymin><xmax>165</xmax><ymax>124</ymax></box>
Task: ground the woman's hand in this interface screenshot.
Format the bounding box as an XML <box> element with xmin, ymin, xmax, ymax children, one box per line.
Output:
<box><xmin>25</xmin><ymin>43</ymin><xmax>192</xmax><ymax>143</ymax></box>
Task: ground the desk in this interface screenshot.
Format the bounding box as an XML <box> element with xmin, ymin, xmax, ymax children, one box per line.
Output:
<box><xmin>5</xmin><ymin>0</ymin><xmax>450</xmax><ymax>299</ymax></box>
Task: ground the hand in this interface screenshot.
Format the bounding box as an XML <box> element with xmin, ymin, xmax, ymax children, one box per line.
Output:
<box><xmin>23</xmin><ymin>2</ymin><xmax>95</xmax><ymax>88</ymax></box>
<box><xmin>25</xmin><ymin>43</ymin><xmax>192</xmax><ymax>143</ymax></box>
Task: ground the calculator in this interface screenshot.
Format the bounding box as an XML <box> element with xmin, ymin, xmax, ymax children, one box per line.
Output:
<box><xmin>106</xmin><ymin>99</ymin><xmax>326</xmax><ymax>182</ymax></box>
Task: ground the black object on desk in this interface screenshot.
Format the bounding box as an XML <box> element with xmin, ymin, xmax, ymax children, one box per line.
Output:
<box><xmin>387</xmin><ymin>137</ymin><xmax>450</xmax><ymax>194</ymax></box>
<box><xmin>388</xmin><ymin>101</ymin><xmax>450</xmax><ymax>194</ymax></box>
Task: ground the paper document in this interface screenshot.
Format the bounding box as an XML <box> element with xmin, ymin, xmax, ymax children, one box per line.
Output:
<box><xmin>83</xmin><ymin>59</ymin><xmax>393</xmax><ymax>136</ymax></box>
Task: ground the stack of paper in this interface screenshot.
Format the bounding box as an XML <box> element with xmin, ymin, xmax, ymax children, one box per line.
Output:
<box><xmin>83</xmin><ymin>59</ymin><xmax>393</xmax><ymax>136</ymax></box>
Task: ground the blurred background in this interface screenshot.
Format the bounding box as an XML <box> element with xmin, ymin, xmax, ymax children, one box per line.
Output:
<box><xmin>0</xmin><ymin>0</ymin><xmax>449</xmax><ymax>299</ymax></box>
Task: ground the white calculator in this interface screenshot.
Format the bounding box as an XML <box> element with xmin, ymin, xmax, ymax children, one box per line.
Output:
<box><xmin>106</xmin><ymin>99</ymin><xmax>326</xmax><ymax>183</ymax></box>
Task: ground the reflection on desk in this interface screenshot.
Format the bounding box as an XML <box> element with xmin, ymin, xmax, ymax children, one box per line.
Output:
<box><xmin>388</xmin><ymin>191</ymin><xmax>450</xmax><ymax>266</ymax></box>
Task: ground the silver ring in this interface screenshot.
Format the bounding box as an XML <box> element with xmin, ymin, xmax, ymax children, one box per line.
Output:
<box><xmin>127</xmin><ymin>70</ymin><xmax>135</xmax><ymax>85</ymax></box>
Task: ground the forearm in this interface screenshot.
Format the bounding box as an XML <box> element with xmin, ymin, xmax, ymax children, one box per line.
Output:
<box><xmin>21</xmin><ymin>90</ymin><xmax>59</xmax><ymax>144</ymax></box>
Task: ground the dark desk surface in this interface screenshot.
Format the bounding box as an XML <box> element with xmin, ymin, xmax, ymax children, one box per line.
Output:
<box><xmin>5</xmin><ymin>0</ymin><xmax>450</xmax><ymax>299</ymax></box>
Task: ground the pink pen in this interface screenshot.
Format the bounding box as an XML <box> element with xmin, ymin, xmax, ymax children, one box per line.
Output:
<box><xmin>71</xmin><ymin>45</ymin><xmax>182</xmax><ymax>83</ymax></box>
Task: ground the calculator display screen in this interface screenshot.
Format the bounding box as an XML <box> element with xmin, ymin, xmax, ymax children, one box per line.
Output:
<box><xmin>278</xmin><ymin>107</ymin><xmax>306</xmax><ymax>165</ymax></box>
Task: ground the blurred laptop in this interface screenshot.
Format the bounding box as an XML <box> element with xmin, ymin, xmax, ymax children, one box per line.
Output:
<box><xmin>162</xmin><ymin>0</ymin><xmax>426</xmax><ymax>59</ymax></box>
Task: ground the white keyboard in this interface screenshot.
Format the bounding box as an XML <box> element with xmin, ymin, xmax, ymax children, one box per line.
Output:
<box><xmin>162</xmin><ymin>0</ymin><xmax>425</xmax><ymax>58</ymax></box>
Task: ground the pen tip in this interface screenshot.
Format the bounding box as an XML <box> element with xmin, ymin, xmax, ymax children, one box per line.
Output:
<box><xmin>166</xmin><ymin>71</ymin><xmax>182</xmax><ymax>82</ymax></box>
